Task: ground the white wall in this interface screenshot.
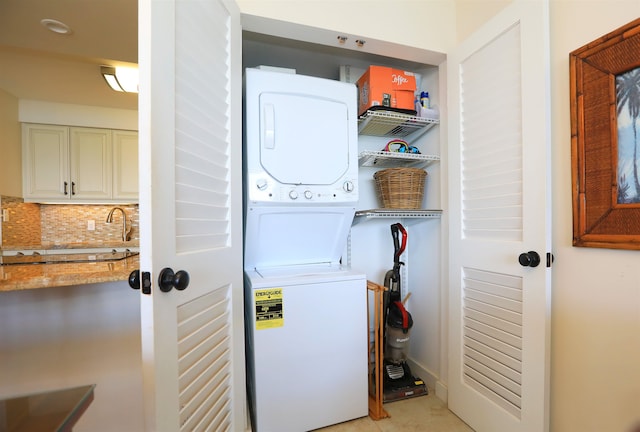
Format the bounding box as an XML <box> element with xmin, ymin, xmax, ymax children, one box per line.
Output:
<box><xmin>19</xmin><ymin>99</ymin><xmax>138</xmax><ymax>131</ymax></box>
<box><xmin>454</xmin><ymin>0</ymin><xmax>510</xmax><ymax>41</ymax></box>
<box><xmin>0</xmin><ymin>89</ymin><xmax>22</xmax><ymax>197</ymax></box>
<box><xmin>549</xmin><ymin>2</ymin><xmax>640</xmax><ymax>431</ymax></box>
<box><xmin>237</xmin><ymin>0</ymin><xmax>457</xmax><ymax>55</ymax></box>
<box><xmin>0</xmin><ymin>282</ymin><xmax>144</xmax><ymax>431</ymax></box>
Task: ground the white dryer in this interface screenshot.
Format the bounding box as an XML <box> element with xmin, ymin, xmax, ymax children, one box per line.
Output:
<box><xmin>244</xmin><ymin>67</ymin><xmax>359</xmax><ymax>206</ymax></box>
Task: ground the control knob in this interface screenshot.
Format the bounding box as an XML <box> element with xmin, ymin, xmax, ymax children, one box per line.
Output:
<box><xmin>343</xmin><ymin>181</ymin><xmax>354</xmax><ymax>192</ymax></box>
<box><xmin>289</xmin><ymin>190</ymin><xmax>298</xmax><ymax>200</ymax></box>
<box><xmin>256</xmin><ymin>178</ymin><xmax>268</xmax><ymax>191</ymax></box>
<box><xmin>304</xmin><ymin>190</ymin><xmax>313</xmax><ymax>199</ymax></box>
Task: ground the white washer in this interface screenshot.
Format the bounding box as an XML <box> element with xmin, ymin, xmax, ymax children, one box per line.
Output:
<box><xmin>244</xmin><ymin>265</ymin><xmax>368</xmax><ymax>432</ymax></box>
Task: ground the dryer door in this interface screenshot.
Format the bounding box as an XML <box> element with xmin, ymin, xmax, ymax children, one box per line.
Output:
<box><xmin>259</xmin><ymin>92</ymin><xmax>350</xmax><ymax>185</ymax></box>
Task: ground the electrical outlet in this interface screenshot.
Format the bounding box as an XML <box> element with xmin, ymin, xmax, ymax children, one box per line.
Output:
<box><xmin>2</xmin><ymin>209</ymin><xmax>8</xmax><ymax>222</ymax></box>
<box><xmin>87</xmin><ymin>220</ymin><xmax>96</xmax><ymax>231</ymax></box>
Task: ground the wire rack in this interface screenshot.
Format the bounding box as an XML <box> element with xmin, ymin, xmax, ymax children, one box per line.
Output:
<box><xmin>353</xmin><ymin>209</ymin><xmax>442</xmax><ymax>224</ymax></box>
<box><xmin>358</xmin><ymin>110</ymin><xmax>439</xmax><ymax>138</ymax></box>
<box><xmin>359</xmin><ymin>150</ymin><xmax>439</xmax><ymax>168</ymax></box>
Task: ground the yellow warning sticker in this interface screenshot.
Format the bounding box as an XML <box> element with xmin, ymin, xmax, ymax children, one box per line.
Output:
<box><xmin>254</xmin><ymin>288</ymin><xmax>284</xmax><ymax>330</ymax></box>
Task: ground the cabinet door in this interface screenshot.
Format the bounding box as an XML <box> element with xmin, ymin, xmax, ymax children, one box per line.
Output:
<box><xmin>22</xmin><ymin>124</ymin><xmax>69</xmax><ymax>200</ymax></box>
<box><xmin>69</xmin><ymin>127</ymin><xmax>112</xmax><ymax>200</ymax></box>
<box><xmin>112</xmin><ymin>130</ymin><xmax>138</xmax><ymax>200</ymax></box>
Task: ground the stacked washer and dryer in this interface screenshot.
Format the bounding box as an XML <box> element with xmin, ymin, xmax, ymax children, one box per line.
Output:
<box><xmin>243</xmin><ymin>67</ymin><xmax>368</xmax><ymax>431</ymax></box>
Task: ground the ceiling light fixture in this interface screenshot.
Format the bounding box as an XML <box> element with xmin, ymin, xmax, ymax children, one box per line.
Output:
<box><xmin>101</xmin><ymin>66</ymin><xmax>139</xmax><ymax>93</ymax></box>
<box><xmin>40</xmin><ymin>19</ymin><xmax>73</xmax><ymax>35</ymax></box>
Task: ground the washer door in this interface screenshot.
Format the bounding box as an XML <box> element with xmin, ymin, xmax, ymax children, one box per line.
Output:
<box><xmin>259</xmin><ymin>92</ymin><xmax>350</xmax><ymax>185</ymax></box>
<box><xmin>243</xmin><ymin>205</ymin><xmax>355</xmax><ymax>270</ymax></box>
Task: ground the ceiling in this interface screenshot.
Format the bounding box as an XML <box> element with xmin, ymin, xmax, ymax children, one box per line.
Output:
<box><xmin>0</xmin><ymin>0</ymin><xmax>138</xmax><ymax>110</ymax></box>
<box><xmin>0</xmin><ymin>0</ymin><xmax>439</xmax><ymax>114</ymax></box>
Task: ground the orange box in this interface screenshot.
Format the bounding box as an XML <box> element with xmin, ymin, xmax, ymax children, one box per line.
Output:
<box><xmin>356</xmin><ymin>66</ymin><xmax>417</xmax><ymax>116</ymax></box>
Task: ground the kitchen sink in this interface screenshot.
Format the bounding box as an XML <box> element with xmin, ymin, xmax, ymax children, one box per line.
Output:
<box><xmin>0</xmin><ymin>250</ymin><xmax>139</xmax><ymax>266</ymax></box>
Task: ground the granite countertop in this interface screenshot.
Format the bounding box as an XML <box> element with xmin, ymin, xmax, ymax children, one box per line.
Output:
<box><xmin>0</xmin><ymin>254</ymin><xmax>139</xmax><ymax>292</ymax></box>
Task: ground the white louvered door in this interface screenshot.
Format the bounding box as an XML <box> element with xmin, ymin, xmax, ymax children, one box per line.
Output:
<box><xmin>138</xmin><ymin>0</ymin><xmax>244</xmax><ymax>430</ymax></box>
<box><xmin>447</xmin><ymin>1</ymin><xmax>551</xmax><ymax>431</ymax></box>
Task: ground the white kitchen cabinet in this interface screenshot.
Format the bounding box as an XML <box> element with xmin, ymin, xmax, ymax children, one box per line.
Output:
<box><xmin>112</xmin><ymin>130</ymin><xmax>139</xmax><ymax>200</ymax></box>
<box><xmin>69</xmin><ymin>127</ymin><xmax>112</xmax><ymax>200</ymax></box>
<box><xmin>22</xmin><ymin>124</ymin><xmax>138</xmax><ymax>203</ymax></box>
<box><xmin>21</xmin><ymin>124</ymin><xmax>69</xmax><ymax>200</ymax></box>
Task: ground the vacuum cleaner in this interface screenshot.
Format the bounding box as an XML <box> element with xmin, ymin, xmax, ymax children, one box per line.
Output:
<box><xmin>382</xmin><ymin>223</ymin><xmax>428</xmax><ymax>402</ymax></box>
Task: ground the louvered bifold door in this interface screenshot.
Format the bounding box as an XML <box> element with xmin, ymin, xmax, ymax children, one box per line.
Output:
<box><xmin>460</xmin><ymin>23</ymin><xmax>524</xmax><ymax>418</ymax></box>
<box><xmin>462</xmin><ymin>268</ymin><xmax>523</xmax><ymax>417</ymax></box>
<box><xmin>139</xmin><ymin>0</ymin><xmax>243</xmax><ymax>430</ymax></box>
<box><xmin>448</xmin><ymin>1</ymin><xmax>552</xmax><ymax>431</ymax></box>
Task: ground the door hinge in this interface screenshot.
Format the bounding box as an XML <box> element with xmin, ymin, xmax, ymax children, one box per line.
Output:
<box><xmin>546</xmin><ymin>252</ymin><xmax>554</xmax><ymax>268</ymax></box>
<box><xmin>141</xmin><ymin>271</ymin><xmax>152</xmax><ymax>295</ymax></box>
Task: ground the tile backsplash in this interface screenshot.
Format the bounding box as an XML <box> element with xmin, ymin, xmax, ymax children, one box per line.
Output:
<box><xmin>1</xmin><ymin>196</ymin><xmax>41</xmax><ymax>246</ymax></box>
<box><xmin>1</xmin><ymin>195</ymin><xmax>139</xmax><ymax>248</ymax></box>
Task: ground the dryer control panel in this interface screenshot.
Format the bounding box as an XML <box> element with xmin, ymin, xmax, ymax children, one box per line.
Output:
<box><xmin>248</xmin><ymin>173</ymin><xmax>357</xmax><ymax>203</ymax></box>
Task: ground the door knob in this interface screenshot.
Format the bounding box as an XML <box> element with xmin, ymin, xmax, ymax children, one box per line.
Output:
<box><xmin>518</xmin><ymin>251</ymin><xmax>541</xmax><ymax>267</ymax></box>
<box><xmin>128</xmin><ymin>269</ymin><xmax>140</xmax><ymax>289</ymax></box>
<box><xmin>158</xmin><ymin>267</ymin><xmax>190</xmax><ymax>292</ymax></box>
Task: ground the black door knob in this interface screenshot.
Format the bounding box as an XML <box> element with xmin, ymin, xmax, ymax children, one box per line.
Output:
<box><xmin>158</xmin><ymin>267</ymin><xmax>190</xmax><ymax>292</ymax></box>
<box><xmin>129</xmin><ymin>269</ymin><xmax>140</xmax><ymax>289</ymax></box>
<box><xmin>518</xmin><ymin>251</ymin><xmax>541</xmax><ymax>267</ymax></box>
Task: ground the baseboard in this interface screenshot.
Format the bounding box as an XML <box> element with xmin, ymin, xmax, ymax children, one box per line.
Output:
<box><xmin>406</xmin><ymin>358</ymin><xmax>447</xmax><ymax>404</ymax></box>
<box><xmin>435</xmin><ymin>380</ymin><xmax>448</xmax><ymax>403</ymax></box>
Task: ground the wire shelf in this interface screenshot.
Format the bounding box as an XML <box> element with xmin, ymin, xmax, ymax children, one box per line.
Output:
<box><xmin>358</xmin><ymin>110</ymin><xmax>439</xmax><ymax>138</ymax></box>
<box><xmin>359</xmin><ymin>151</ymin><xmax>439</xmax><ymax>168</ymax></box>
<box><xmin>353</xmin><ymin>209</ymin><xmax>442</xmax><ymax>224</ymax></box>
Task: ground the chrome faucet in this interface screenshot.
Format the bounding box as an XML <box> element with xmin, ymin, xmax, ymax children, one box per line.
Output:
<box><xmin>106</xmin><ymin>207</ymin><xmax>131</xmax><ymax>242</ymax></box>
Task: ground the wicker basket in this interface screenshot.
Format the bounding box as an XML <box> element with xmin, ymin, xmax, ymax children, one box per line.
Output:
<box><xmin>373</xmin><ymin>167</ymin><xmax>427</xmax><ymax>209</ymax></box>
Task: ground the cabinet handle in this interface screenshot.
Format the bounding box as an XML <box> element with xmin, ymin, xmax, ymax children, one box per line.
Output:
<box><xmin>64</xmin><ymin>181</ymin><xmax>68</xmax><ymax>195</ymax></box>
<box><xmin>71</xmin><ymin>182</ymin><xmax>76</xmax><ymax>195</ymax></box>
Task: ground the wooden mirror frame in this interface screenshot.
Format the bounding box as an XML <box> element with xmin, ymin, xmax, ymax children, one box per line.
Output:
<box><xmin>570</xmin><ymin>18</ymin><xmax>640</xmax><ymax>250</ymax></box>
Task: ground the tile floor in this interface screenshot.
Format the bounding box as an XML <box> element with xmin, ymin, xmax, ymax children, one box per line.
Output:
<box><xmin>316</xmin><ymin>393</ymin><xmax>474</xmax><ymax>432</ymax></box>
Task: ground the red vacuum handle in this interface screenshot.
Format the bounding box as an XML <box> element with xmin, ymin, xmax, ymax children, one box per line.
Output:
<box><xmin>398</xmin><ymin>224</ymin><xmax>407</xmax><ymax>256</ymax></box>
<box><xmin>392</xmin><ymin>223</ymin><xmax>407</xmax><ymax>260</ymax></box>
<box><xmin>394</xmin><ymin>301</ymin><xmax>410</xmax><ymax>331</ymax></box>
